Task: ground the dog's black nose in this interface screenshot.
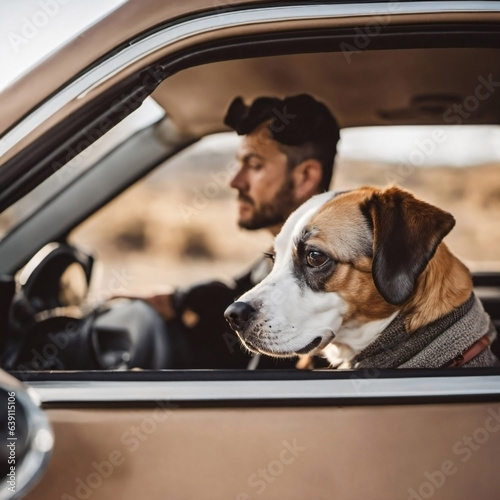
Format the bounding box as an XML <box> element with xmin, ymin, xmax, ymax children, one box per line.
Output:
<box><xmin>224</xmin><ymin>301</ymin><xmax>256</xmax><ymax>331</ymax></box>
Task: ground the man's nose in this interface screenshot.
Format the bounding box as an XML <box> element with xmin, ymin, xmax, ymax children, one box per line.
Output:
<box><xmin>224</xmin><ymin>301</ymin><xmax>256</xmax><ymax>331</ymax></box>
<box><xmin>229</xmin><ymin>166</ymin><xmax>247</xmax><ymax>191</ymax></box>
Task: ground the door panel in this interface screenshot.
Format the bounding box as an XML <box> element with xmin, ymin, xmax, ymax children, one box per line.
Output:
<box><xmin>25</xmin><ymin>402</ymin><xmax>500</xmax><ymax>500</ymax></box>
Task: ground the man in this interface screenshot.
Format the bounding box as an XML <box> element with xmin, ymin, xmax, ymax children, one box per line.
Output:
<box><xmin>144</xmin><ymin>94</ymin><xmax>340</xmax><ymax>368</ymax></box>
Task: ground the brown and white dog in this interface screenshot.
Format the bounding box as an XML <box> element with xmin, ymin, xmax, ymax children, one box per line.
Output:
<box><xmin>224</xmin><ymin>186</ymin><xmax>498</xmax><ymax>369</ymax></box>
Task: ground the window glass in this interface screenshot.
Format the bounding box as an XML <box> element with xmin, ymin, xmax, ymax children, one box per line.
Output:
<box><xmin>0</xmin><ymin>98</ymin><xmax>164</xmax><ymax>240</ymax></box>
<box><xmin>69</xmin><ymin>133</ymin><xmax>273</xmax><ymax>302</ymax></box>
<box><xmin>70</xmin><ymin>125</ymin><xmax>500</xmax><ymax>304</ymax></box>
<box><xmin>336</xmin><ymin>125</ymin><xmax>500</xmax><ymax>271</ymax></box>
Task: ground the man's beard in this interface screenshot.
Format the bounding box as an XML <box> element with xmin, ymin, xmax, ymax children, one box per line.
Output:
<box><xmin>237</xmin><ymin>177</ymin><xmax>296</xmax><ymax>230</ymax></box>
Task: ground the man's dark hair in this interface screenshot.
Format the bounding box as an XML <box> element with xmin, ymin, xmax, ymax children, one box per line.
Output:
<box><xmin>224</xmin><ymin>94</ymin><xmax>340</xmax><ymax>192</ymax></box>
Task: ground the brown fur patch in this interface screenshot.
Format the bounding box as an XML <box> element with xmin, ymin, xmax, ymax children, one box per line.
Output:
<box><xmin>324</xmin><ymin>260</ymin><xmax>399</xmax><ymax>323</ymax></box>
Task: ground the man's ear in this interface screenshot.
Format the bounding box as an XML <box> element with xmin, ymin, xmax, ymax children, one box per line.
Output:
<box><xmin>291</xmin><ymin>159</ymin><xmax>323</xmax><ymax>201</ymax></box>
<box><xmin>362</xmin><ymin>186</ymin><xmax>456</xmax><ymax>305</ymax></box>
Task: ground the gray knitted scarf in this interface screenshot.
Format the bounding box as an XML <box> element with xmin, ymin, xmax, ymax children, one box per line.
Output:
<box><xmin>350</xmin><ymin>293</ymin><xmax>499</xmax><ymax>369</ymax></box>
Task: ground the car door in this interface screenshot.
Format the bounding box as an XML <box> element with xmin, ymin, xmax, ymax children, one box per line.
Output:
<box><xmin>14</xmin><ymin>371</ymin><xmax>500</xmax><ymax>500</ymax></box>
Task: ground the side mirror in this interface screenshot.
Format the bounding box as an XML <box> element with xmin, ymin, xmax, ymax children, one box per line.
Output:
<box><xmin>0</xmin><ymin>371</ymin><xmax>53</xmax><ymax>500</ymax></box>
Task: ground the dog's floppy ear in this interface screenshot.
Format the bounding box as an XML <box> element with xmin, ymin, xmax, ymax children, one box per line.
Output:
<box><xmin>362</xmin><ymin>187</ymin><xmax>455</xmax><ymax>305</ymax></box>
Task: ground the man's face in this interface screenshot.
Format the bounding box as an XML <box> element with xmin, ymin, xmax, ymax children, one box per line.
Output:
<box><xmin>230</xmin><ymin>123</ymin><xmax>297</xmax><ymax>231</ymax></box>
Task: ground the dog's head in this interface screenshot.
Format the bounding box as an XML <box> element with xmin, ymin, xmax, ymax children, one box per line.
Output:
<box><xmin>224</xmin><ymin>186</ymin><xmax>456</xmax><ymax>357</ymax></box>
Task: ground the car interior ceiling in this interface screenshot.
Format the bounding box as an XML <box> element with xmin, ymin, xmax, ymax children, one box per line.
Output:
<box><xmin>3</xmin><ymin>43</ymin><xmax>500</xmax><ymax>372</ymax></box>
<box><xmin>152</xmin><ymin>47</ymin><xmax>500</xmax><ymax>136</ymax></box>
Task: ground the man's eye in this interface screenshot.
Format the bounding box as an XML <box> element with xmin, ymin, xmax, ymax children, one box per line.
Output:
<box><xmin>306</xmin><ymin>250</ymin><xmax>329</xmax><ymax>268</ymax></box>
<box><xmin>247</xmin><ymin>161</ymin><xmax>263</xmax><ymax>170</ymax></box>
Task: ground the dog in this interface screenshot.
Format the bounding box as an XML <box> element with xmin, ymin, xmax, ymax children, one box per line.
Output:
<box><xmin>224</xmin><ymin>186</ymin><xmax>499</xmax><ymax>369</ymax></box>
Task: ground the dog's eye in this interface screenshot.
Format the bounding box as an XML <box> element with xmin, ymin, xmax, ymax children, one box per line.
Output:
<box><xmin>306</xmin><ymin>250</ymin><xmax>329</xmax><ymax>268</ymax></box>
<box><xmin>263</xmin><ymin>252</ymin><xmax>275</xmax><ymax>263</ymax></box>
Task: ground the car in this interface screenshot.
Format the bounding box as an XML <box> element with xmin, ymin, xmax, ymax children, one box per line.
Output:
<box><xmin>1</xmin><ymin>1</ymin><xmax>500</xmax><ymax>498</ymax></box>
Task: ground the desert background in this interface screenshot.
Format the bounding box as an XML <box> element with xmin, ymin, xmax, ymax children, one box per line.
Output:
<box><xmin>66</xmin><ymin>133</ymin><xmax>500</xmax><ymax>300</ymax></box>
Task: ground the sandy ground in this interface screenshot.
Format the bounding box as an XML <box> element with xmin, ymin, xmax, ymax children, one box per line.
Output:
<box><xmin>68</xmin><ymin>153</ymin><xmax>500</xmax><ymax>299</ymax></box>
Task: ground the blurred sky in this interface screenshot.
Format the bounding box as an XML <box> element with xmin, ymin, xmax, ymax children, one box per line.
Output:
<box><xmin>0</xmin><ymin>0</ymin><xmax>126</xmax><ymax>91</ymax></box>
<box><xmin>1</xmin><ymin>0</ymin><xmax>500</xmax><ymax>167</ymax></box>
